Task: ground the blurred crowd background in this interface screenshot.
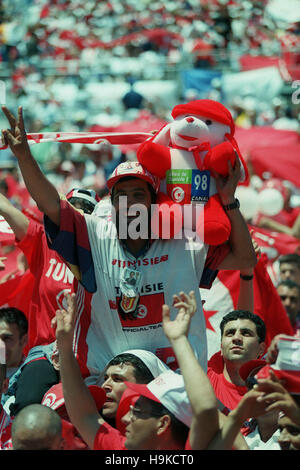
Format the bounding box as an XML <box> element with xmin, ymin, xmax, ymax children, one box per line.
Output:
<box><xmin>0</xmin><ymin>0</ymin><xmax>299</xmax><ymax>240</ymax></box>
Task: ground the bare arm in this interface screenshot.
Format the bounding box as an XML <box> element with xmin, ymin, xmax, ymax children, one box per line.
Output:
<box><xmin>215</xmin><ymin>158</ymin><xmax>257</xmax><ymax>271</ymax></box>
<box><xmin>237</xmin><ymin>271</ymin><xmax>254</xmax><ymax>313</ymax></box>
<box><xmin>0</xmin><ymin>193</ymin><xmax>29</xmax><ymax>241</ymax></box>
<box><xmin>2</xmin><ymin>106</ymin><xmax>60</xmax><ymax>225</ymax></box>
<box><xmin>257</xmin><ymin>214</ymin><xmax>300</xmax><ymax>240</ymax></box>
<box><xmin>207</xmin><ymin>388</ymin><xmax>266</xmax><ymax>450</ymax></box>
<box><xmin>213</xmin><ymin>411</ymin><xmax>249</xmax><ymax>450</ymax></box>
<box><xmin>53</xmin><ymin>293</ymin><xmax>105</xmax><ymax>449</ymax></box>
<box><xmin>237</xmin><ymin>232</ymin><xmax>261</xmax><ymax>313</ymax></box>
<box><xmin>163</xmin><ymin>294</ymin><xmax>249</xmax><ymax>450</ymax></box>
<box><xmin>254</xmin><ymin>373</ymin><xmax>300</xmax><ymax>425</ymax></box>
<box><xmin>162</xmin><ymin>291</ymin><xmax>219</xmax><ymax>450</ymax></box>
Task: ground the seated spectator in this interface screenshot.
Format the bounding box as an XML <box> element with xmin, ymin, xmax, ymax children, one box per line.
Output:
<box><xmin>207</xmin><ymin>310</ymin><xmax>266</xmax><ymax>422</ymax></box>
<box><xmin>11</xmin><ymin>404</ymin><xmax>63</xmax><ymax>450</ymax></box>
<box><xmin>276</xmin><ymin>279</ymin><xmax>300</xmax><ymax>334</ymax></box>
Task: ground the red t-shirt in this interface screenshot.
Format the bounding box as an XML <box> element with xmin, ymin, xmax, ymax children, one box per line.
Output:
<box><xmin>93</xmin><ymin>422</ymin><xmax>126</xmax><ymax>450</ymax></box>
<box><xmin>207</xmin><ymin>353</ymin><xmax>247</xmax><ymax>412</ymax></box>
<box><xmin>207</xmin><ymin>368</ymin><xmax>247</xmax><ymax>412</ymax></box>
<box><xmin>17</xmin><ymin>220</ymin><xmax>75</xmax><ymax>349</ymax></box>
<box><xmin>93</xmin><ymin>422</ymin><xmax>190</xmax><ymax>451</ymax></box>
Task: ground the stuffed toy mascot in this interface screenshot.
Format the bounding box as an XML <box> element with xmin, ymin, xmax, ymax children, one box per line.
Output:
<box><xmin>137</xmin><ymin>99</ymin><xmax>248</xmax><ymax>245</ymax></box>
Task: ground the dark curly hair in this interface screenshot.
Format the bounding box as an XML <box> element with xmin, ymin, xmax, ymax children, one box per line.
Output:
<box><xmin>220</xmin><ymin>310</ymin><xmax>266</xmax><ymax>343</ymax></box>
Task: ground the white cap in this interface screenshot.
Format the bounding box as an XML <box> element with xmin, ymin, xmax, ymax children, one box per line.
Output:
<box><xmin>66</xmin><ymin>188</ymin><xmax>100</xmax><ymax>207</ymax></box>
<box><xmin>125</xmin><ymin>370</ymin><xmax>192</xmax><ymax>427</ymax></box>
<box><xmin>121</xmin><ymin>349</ymin><xmax>170</xmax><ymax>378</ymax></box>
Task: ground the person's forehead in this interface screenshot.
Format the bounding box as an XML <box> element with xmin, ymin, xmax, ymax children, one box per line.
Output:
<box><xmin>280</xmin><ymin>262</ymin><xmax>300</xmax><ymax>272</ymax></box>
<box><xmin>224</xmin><ymin>318</ymin><xmax>256</xmax><ymax>332</ymax></box>
<box><xmin>0</xmin><ymin>320</ymin><xmax>18</xmax><ymax>336</ymax></box>
<box><xmin>105</xmin><ymin>362</ymin><xmax>136</xmax><ymax>379</ymax></box>
<box><xmin>277</xmin><ymin>285</ymin><xmax>300</xmax><ymax>298</ymax></box>
<box><xmin>113</xmin><ymin>178</ymin><xmax>149</xmax><ymax>193</ymax></box>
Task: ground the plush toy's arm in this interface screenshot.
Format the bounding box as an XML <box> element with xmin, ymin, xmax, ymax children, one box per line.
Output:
<box><xmin>204</xmin><ymin>141</ymin><xmax>248</xmax><ymax>183</ymax></box>
<box><xmin>151</xmin><ymin>123</ymin><xmax>171</xmax><ymax>145</ymax></box>
<box><xmin>137</xmin><ymin>139</ymin><xmax>172</xmax><ymax>179</ymax></box>
<box><xmin>204</xmin><ymin>142</ymin><xmax>236</xmax><ymax>176</ymax></box>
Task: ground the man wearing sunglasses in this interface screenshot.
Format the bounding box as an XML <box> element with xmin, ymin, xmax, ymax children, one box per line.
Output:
<box><xmin>120</xmin><ymin>371</ymin><xmax>191</xmax><ymax>451</ymax></box>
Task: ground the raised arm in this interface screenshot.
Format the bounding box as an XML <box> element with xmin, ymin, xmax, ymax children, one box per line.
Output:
<box><xmin>207</xmin><ymin>387</ymin><xmax>266</xmax><ymax>450</ymax></box>
<box><xmin>254</xmin><ymin>373</ymin><xmax>300</xmax><ymax>425</ymax></box>
<box><xmin>2</xmin><ymin>106</ymin><xmax>60</xmax><ymax>225</ymax></box>
<box><xmin>216</xmin><ymin>158</ymin><xmax>257</xmax><ymax>271</ymax></box>
<box><xmin>237</xmin><ymin>232</ymin><xmax>261</xmax><ymax>313</ymax></box>
<box><xmin>257</xmin><ymin>213</ymin><xmax>300</xmax><ymax>240</ymax></box>
<box><xmin>162</xmin><ymin>291</ymin><xmax>219</xmax><ymax>450</ymax></box>
<box><xmin>0</xmin><ymin>192</ymin><xmax>29</xmax><ymax>241</ymax></box>
<box><xmin>53</xmin><ymin>293</ymin><xmax>104</xmax><ymax>449</ymax></box>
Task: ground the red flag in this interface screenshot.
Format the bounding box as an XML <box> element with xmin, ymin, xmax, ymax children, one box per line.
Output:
<box><xmin>251</xmin><ymin>254</ymin><xmax>294</xmax><ymax>344</ymax></box>
<box><xmin>202</xmin><ymin>254</ymin><xmax>294</xmax><ymax>359</ymax></box>
<box><xmin>249</xmin><ymin>225</ymin><xmax>300</xmax><ymax>261</ymax></box>
<box><xmin>0</xmin><ymin>270</ymin><xmax>34</xmax><ymax>318</ymax></box>
<box><xmin>0</xmin><ymin>270</ymin><xmax>35</xmax><ymax>356</ymax></box>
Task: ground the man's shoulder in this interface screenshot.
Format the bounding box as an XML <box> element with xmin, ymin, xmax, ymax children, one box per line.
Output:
<box><xmin>85</xmin><ymin>215</ymin><xmax>118</xmax><ymax>240</ymax></box>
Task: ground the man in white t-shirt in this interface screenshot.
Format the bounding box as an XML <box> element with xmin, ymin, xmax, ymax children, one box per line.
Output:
<box><xmin>1</xmin><ymin>106</ymin><xmax>257</xmax><ymax>379</ymax></box>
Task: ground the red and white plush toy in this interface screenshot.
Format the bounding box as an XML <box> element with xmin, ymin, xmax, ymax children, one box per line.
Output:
<box><xmin>137</xmin><ymin>99</ymin><xmax>248</xmax><ymax>245</ymax></box>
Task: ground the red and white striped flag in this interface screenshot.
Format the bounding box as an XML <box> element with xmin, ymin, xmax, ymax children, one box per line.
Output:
<box><xmin>0</xmin><ymin>131</ymin><xmax>152</xmax><ymax>150</ymax></box>
<box><xmin>0</xmin><ymin>270</ymin><xmax>34</xmax><ymax>317</ymax></box>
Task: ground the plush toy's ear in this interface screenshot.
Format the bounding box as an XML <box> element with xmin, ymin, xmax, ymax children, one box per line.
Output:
<box><xmin>152</xmin><ymin>123</ymin><xmax>172</xmax><ymax>146</ymax></box>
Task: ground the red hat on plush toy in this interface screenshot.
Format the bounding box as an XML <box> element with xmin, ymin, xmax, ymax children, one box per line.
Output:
<box><xmin>172</xmin><ymin>99</ymin><xmax>235</xmax><ymax>136</ymax></box>
<box><xmin>172</xmin><ymin>99</ymin><xmax>247</xmax><ymax>183</ymax></box>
